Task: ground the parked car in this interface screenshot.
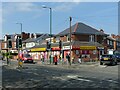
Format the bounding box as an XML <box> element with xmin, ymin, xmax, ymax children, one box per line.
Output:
<box><xmin>100</xmin><ymin>54</ymin><xmax>117</xmax><ymax>65</ymax></box>
<box><xmin>114</xmin><ymin>54</ymin><xmax>120</xmax><ymax>62</ymax></box>
<box><xmin>19</xmin><ymin>53</ymin><xmax>33</xmax><ymax>63</ymax></box>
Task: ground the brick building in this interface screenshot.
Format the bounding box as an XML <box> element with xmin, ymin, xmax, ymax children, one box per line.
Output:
<box><xmin>29</xmin><ymin>22</ymin><xmax>108</xmax><ymax>62</ymax></box>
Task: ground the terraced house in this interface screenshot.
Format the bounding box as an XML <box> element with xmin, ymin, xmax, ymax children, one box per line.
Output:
<box><xmin>29</xmin><ymin>22</ymin><xmax>109</xmax><ymax>62</ymax></box>
<box><xmin>1</xmin><ymin>22</ymin><xmax>120</xmax><ymax>63</ymax></box>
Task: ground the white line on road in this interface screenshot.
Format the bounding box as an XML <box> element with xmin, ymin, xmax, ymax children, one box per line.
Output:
<box><xmin>67</xmin><ymin>75</ymin><xmax>78</xmax><ymax>79</ymax></box>
<box><xmin>77</xmin><ymin>78</ymin><xmax>92</xmax><ymax>82</ymax></box>
<box><xmin>67</xmin><ymin>75</ymin><xmax>92</xmax><ymax>82</ymax></box>
<box><xmin>107</xmin><ymin>80</ymin><xmax>119</xmax><ymax>83</ymax></box>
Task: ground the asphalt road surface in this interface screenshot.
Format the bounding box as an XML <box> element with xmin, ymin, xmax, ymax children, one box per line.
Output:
<box><xmin>0</xmin><ymin>60</ymin><xmax>2</xmax><ymax>89</ymax></box>
<box><xmin>2</xmin><ymin>60</ymin><xmax>120</xmax><ymax>89</ymax></box>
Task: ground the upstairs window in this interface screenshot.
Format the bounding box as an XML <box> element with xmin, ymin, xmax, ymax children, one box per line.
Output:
<box><xmin>110</xmin><ymin>40</ymin><xmax>113</xmax><ymax>45</ymax></box>
<box><xmin>67</xmin><ymin>35</ymin><xmax>70</xmax><ymax>42</ymax></box>
<box><xmin>89</xmin><ymin>35</ymin><xmax>94</xmax><ymax>42</ymax></box>
<box><xmin>107</xmin><ymin>40</ymin><xmax>110</xmax><ymax>45</ymax></box>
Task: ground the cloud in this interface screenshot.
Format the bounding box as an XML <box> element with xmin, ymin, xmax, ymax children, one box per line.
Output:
<box><xmin>53</xmin><ymin>2</ymin><xmax>80</xmax><ymax>12</ymax></box>
<box><xmin>3</xmin><ymin>2</ymin><xmax>39</xmax><ymax>15</ymax></box>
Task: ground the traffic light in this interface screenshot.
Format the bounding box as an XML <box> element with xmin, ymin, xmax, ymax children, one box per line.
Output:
<box><xmin>19</xmin><ymin>38</ymin><xmax>22</xmax><ymax>48</ymax></box>
<box><xmin>46</xmin><ymin>41</ymin><xmax>51</xmax><ymax>49</ymax></box>
<box><xmin>16</xmin><ymin>39</ymin><xmax>18</xmax><ymax>48</ymax></box>
<box><xmin>16</xmin><ymin>38</ymin><xmax>22</xmax><ymax>48</ymax></box>
<box><xmin>8</xmin><ymin>40</ymin><xmax>12</xmax><ymax>48</ymax></box>
<box><xmin>59</xmin><ymin>40</ymin><xmax>62</xmax><ymax>49</ymax></box>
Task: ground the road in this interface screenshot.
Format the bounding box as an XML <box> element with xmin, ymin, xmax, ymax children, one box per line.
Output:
<box><xmin>2</xmin><ymin>60</ymin><xmax>120</xmax><ymax>89</ymax></box>
<box><xmin>0</xmin><ymin>60</ymin><xmax>2</xmax><ymax>89</ymax></box>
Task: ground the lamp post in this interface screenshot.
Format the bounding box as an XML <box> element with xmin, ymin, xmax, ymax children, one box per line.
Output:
<box><xmin>69</xmin><ymin>17</ymin><xmax>72</xmax><ymax>66</ymax></box>
<box><xmin>42</xmin><ymin>6</ymin><xmax>52</xmax><ymax>64</ymax></box>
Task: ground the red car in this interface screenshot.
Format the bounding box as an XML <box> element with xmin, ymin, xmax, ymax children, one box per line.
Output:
<box><xmin>19</xmin><ymin>53</ymin><xmax>33</xmax><ymax>63</ymax></box>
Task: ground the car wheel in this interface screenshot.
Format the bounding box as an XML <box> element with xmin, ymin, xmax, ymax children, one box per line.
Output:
<box><xmin>112</xmin><ymin>61</ymin><xmax>116</xmax><ymax>65</ymax></box>
<box><xmin>114</xmin><ymin>59</ymin><xmax>117</xmax><ymax>65</ymax></box>
<box><xmin>100</xmin><ymin>62</ymin><xmax>103</xmax><ymax>65</ymax></box>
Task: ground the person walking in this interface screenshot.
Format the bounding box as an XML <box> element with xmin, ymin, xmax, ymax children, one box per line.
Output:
<box><xmin>54</xmin><ymin>55</ymin><xmax>58</xmax><ymax>65</ymax></box>
<box><xmin>42</xmin><ymin>54</ymin><xmax>44</xmax><ymax>64</ymax></box>
<box><xmin>66</xmin><ymin>54</ymin><xmax>71</xmax><ymax>65</ymax></box>
<box><xmin>78</xmin><ymin>55</ymin><xmax>82</xmax><ymax>64</ymax></box>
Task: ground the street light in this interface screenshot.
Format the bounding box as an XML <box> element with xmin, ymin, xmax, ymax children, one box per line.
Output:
<box><xmin>42</xmin><ymin>6</ymin><xmax>52</xmax><ymax>64</ymax></box>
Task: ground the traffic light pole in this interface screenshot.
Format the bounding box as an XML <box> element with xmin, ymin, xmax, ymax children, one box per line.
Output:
<box><xmin>7</xmin><ymin>40</ymin><xmax>12</xmax><ymax>65</ymax></box>
<box><xmin>69</xmin><ymin>17</ymin><xmax>72</xmax><ymax>66</ymax></box>
<box><xmin>16</xmin><ymin>23</ymin><xmax>23</xmax><ymax>68</ymax></box>
<box><xmin>42</xmin><ymin>6</ymin><xmax>52</xmax><ymax>65</ymax></box>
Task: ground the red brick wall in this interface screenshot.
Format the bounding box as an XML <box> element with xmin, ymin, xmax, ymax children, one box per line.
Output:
<box><xmin>73</xmin><ymin>34</ymin><xmax>89</xmax><ymax>41</ymax></box>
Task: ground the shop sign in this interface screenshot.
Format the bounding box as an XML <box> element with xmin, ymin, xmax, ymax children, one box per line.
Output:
<box><xmin>80</xmin><ymin>46</ymin><xmax>96</xmax><ymax>50</ymax></box>
<box><xmin>31</xmin><ymin>48</ymin><xmax>46</xmax><ymax>52</ymax></box>
<box><xmin>72</xmin><ymin>46</ymin><xmax>80</xmax><ymax>50</ymax></box>
<box><xmin>97</xmin><ymin>47</ymin><xmax>104</xmax><ymax>50</ymax></box>
<box><xmin>63</xmin><ymin>46</ymin><xmax>72</xmax><ymax>50</ymax></box>
<box><xmin>51</xmin><ymin>47</ymin><xmax>61</xmax><ymax>50</ymax></box>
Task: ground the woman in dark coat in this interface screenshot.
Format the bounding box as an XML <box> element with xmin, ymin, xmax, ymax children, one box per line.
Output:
<box><xmin>54</xmin><ymin>55</ymin><xmax>58</xmax><ymax>65</ymax></box>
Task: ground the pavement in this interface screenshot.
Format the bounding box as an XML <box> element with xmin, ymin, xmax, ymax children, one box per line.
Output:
<box><xmin>2</xmin><ymin>59</ymin><xmax>101</xmax><ymax>70</ymax></box>
<box><xmin>2</xmin><ymin>59</ymin><xmax>119</xmax><ymax>89</ymax></box>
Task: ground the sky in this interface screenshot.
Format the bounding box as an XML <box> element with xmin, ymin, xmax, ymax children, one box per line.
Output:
<box><xmin>1</xmin><ymin>1</ymin><xmax>119</xmax><ymax>39</ymax></box>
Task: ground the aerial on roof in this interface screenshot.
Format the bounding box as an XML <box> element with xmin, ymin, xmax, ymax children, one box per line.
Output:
<box><xmin>57</xmin><ymin>22</ymin><xmax>108</xmax><ymax>36</ymax></box>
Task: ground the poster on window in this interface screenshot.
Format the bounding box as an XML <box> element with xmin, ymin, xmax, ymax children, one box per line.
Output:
<box><xmin>82</xmin><ymin>50</ymin><xmax>89</xmax><ymax>54</ymax></box>
<box><xmin>76</xmin><ymin>50</ymin><xmax>79</xmax><ymax>55</ymax></box>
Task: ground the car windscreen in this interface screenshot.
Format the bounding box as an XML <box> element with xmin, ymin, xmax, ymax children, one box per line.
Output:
<box><xmin>23</xmin><ymin>54</ymin><xmax>31</xmax><ymax>58</ymax></box>
<box><xmin>102</xmin><ymin>55</ymin><xmax>113</xmax><ymax>58</ymax></box>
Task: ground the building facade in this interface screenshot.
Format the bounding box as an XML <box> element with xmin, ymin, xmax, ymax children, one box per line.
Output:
<box><xmin>29</xmin><ymin>22</ymin><xmax>108</xmax><ymax>62</ymax></box>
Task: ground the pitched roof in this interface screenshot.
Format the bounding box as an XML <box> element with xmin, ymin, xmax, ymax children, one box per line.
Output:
<box><xmin>57</xmin><ymin>22</ymin><xmax>108</xmax><ymax>36</ymax></box>
<box><xmin>22</xmin><ymin>34</ymin><xmax>52</xmax><ymax>43</ymax></box>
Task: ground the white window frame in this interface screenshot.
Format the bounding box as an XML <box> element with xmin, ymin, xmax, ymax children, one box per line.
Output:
<box><xmin>89</xmin><ymin>35</ymin><xmax>94</xmax><ymax>42</ymax></box>
<box><xmin>107</xmin><ymin>40</ymin><xmax>110</xmax><ymax>45</ymax></box>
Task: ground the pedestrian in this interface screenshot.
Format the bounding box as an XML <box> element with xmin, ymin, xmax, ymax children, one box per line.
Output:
<box><xmin>66</xmin><ymin>54</ymin><xmax>71</xmax><ymax>65</ymax></box>
<box><xmin>42</xmin><ymin>54</ymin><xmax>44</xmax><ymax>64</ymax></box>
<box><xmin>78</xmin><ymin>55</ymin><xmax>82</xmax><ymax>64</ymax></box>
<box><xmin>58</xmin><ymin>55</ymin><xmax>61</xmax><ymax>64</ymax></box>
<box><xmin>54</xmin><ymin>55</ymin><xmax>58</xmax><ymax>65</ymax></box>
<box><xmin>72</xmin><ymin>57</ymin><xmax>75</xmax><ymax>64</ymax></box>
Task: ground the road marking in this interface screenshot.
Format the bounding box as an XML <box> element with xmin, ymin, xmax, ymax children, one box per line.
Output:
<box><xmin>107</xmin><ymin>80</ymin><xmax>119</xmax><ymax>83</ymax></box>
<box><xmin>67</xmin><ymin>75</ymin><xmax>78</xmax><ymax>79</ymax></box>
<box><xmin>67</xmin><ymin>75</ymin><xmax>92</xmax><ymax>82</ymax></box>
<box><xmin>53</xmin><ymin>76</ymin><xmax>66</xmax><ymax>81</ymax></box>
<box><xmin>33</xmin><ymin>73</ymin><xmax>39</xmax><ymax>75</ymax></box>
<box><xmin>99</xmin><ymin>65</ymin><xmax>107</xmax><ymax>68</ymax></box>
<box><xmin>77</xmin><ymin>78</ymin><xmax>92</xmax><ymax>82</ymax></box>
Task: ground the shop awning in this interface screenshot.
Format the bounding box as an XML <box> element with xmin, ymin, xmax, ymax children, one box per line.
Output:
<box><xmin>80</xmin><ymin>46</ymin><xmax>96</xmax><ymax>50</ymax></box>
<box><xmin>31</xmin><ymin>48</ymin><xmax>46</xmax><ymax>52</ymax></box>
